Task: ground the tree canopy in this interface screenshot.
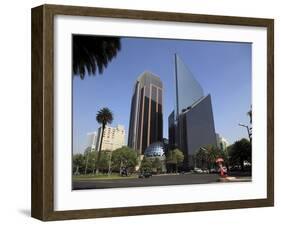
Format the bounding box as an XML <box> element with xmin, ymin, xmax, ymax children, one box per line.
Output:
<box><xmin>96</xmin><ymin>107</ymin><xmax>113</xmax><ymax>128</ymax></box>
<box><xmin>73</xmin><ymin>153</ymin><xmax>85</xmax><ymax>174</ymax></box>
<box><xmin>194</xmin><ymin>145</ymin><xmax>229</xmax><ymax>169</ymax></box>
<box><xmin>73</xmin><ymin>35</ymin><xmax>121</xmax><ymax>79</ymax></box>
<box><xmin>152</xmin><ymin>158</ymin><xmax>162</xmax><ymax>173</ymax></box>
<box><xmin>111</xmin><ymin>146</ymin><xmax>138</xmax><ymax>173</ymax></box>
<box><xmin>73</xmin><ymin>149</ymin><xmax>112</xmax><ymax>174</ymax></box>
<box><xmin>228</xmin><ymin>138</ymin><xmax>251</xmax><ymax>171</ymax></box>
<box><xmin>140</xmin><ymin>157</ymin><xmax>153</xmax><ymax>173</ymax></box>
<box><xmin>166</xmin><ymin>148</ymin><xmax>184</xmax><ymax>172</ymax></box>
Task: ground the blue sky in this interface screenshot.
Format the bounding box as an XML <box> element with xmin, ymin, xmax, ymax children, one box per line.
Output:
<box><xmin>73</xmin><ymin>37</ymin><xmax>252</xmax><ymax>154</ymax></box>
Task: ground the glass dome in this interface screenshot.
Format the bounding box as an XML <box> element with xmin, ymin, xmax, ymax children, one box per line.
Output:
<box><xmin>144</xmin><ymin>142</ymin><xmax>165</xmax><ymax>157</ymax></box>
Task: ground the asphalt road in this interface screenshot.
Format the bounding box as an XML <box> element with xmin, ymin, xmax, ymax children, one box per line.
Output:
<box><xmin>73</xmin><ymin>173</ymin><xmax>221</xmax><ymax>190</ymax></box>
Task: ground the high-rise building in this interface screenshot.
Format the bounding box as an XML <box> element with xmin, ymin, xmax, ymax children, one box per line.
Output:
<box><xmin>169</xmin><ymin>54</ymin><xmax>217</xmax><ymax>170</ymax></box>
<box><xmin>96</xmin><ymin>125</ymin><xmax>126</xmax><ymax>151</ymax></box>
<box><xmin>174</xmin><ymin>55</ymin><xmax>204</xmax><ymax>118</ymax></box>
<box><xmin>168</xmin><ymin>111</ymin><xmax>177</xmax><ymax>149</ymax></box>
<box><xmin>87</xmin><ymin>132</ymin><xmax>98</xmax><ymax>151</ymax></box>
<box><xmin>216</xmin><ymin>133</ymin><xmax>229</xmax><ymax>151</ymax></box>
<box><xmin>128</xmin><ymin>71</ymin><xmax>163</xmax><ymax>155</ymax></box>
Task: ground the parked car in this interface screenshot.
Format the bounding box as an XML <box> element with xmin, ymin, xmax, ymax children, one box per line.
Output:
<box><xmin>138</xmin><ymin>171</ymin><xmax>152</xmax><ymax>178</ymax></box>
<box><xmin>202</xmin><ymin>169</ymin><xmax>210</xmax><ymax>174</ymax></box>
<box><xmin>194</xmin><ymin>168</ymin><xmax>203</xmax><ymax>173</ymax></box>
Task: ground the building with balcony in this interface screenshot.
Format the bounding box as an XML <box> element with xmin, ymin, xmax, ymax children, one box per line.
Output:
<box><xmin>96</xmin><ymin>125</ymin><xmax>126</xmax><ymax>151</ymax></box>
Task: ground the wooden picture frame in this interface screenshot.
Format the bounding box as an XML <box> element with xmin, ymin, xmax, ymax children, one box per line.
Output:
<box><xmin>31</xmin><ymin>4</ymin><xmax>274</xmax><ymax>221</ymax></box>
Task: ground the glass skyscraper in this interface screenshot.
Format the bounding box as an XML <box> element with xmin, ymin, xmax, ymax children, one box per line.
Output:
<box><xmin>169</xmin><ymin>54</ymin><xmax>217</xmax><ymax>170</ymax></box>
<box><xmin>174</xmin><ymin>54</ymin><xmax>204</xmax><ymax>117</ymax></box>
<box><xmin>128</xmin><ymin>72</ymin><xmax>163</xmax><ymax>155</ymax></box>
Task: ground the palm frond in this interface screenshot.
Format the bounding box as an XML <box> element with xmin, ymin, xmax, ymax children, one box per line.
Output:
<box><xmin>96</xmin><ymin>107</ymin><xmax>114</xmax><ymax>126</ymax></box>
<box><xmin>72</xmin><ymin>35</ymin><xmax>121</xmax><ymax>79</ymax></box>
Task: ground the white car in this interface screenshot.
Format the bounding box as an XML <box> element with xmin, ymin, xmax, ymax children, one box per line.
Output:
<box><xmin>194</xmin><ymin>168</ymin><xmax>203</xmax><ymax>173</ymax></box>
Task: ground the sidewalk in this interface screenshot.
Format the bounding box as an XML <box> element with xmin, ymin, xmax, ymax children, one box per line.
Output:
<box><xmin>153</xmin><ymin>172</ymin><xmax>192</xmax><ymax>176</ymax></box>
<box><xmin>218</xmin><ymin>176</ymin><xmax>252</xmax><ymax>182</ymax></box>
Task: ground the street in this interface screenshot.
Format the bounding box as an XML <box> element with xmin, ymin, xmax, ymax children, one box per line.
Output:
<box><xmin>73</xmin><ymin>173</ymin><xmax>222</xmax><ymax>190</ymax></box>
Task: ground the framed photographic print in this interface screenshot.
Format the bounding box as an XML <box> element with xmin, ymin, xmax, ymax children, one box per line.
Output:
<box><xmin>31</xmin><ymin>4</ymin><xmax>274</xmax><ymax>221</ymax></box>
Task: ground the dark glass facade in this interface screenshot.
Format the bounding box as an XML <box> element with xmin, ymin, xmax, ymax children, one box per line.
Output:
<box><xmin>168</xmin><ymin>111</ymin><xmax>176</xmax><ymax>149</ymax></box>
<box><xmin>177</xmin><ymin>95</ymin><xmax>217</xmax><ymax>169</ymax></box>
<box><xmin>174</xmin><ymin>54</ymin><xmax>204</xmax><ymax>117</ymax></box>
<box><xmin>128</xmin><ymin>72</ymin><xmax>163</xmax><ymax>155</ymax></box>
<box><xmin>169</xmin><ymin>55</ymin><xmax>217</xmax><ymax>170</ymax></box>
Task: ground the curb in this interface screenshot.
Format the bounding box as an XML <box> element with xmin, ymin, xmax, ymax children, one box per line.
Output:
<box><xmin>218</xmin><ymin>177</ymin><xmax>252</xmax><ymax>182</ymax></box>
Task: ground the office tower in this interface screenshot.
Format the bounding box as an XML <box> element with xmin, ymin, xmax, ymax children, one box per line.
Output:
<box><xmin>96</xmin><ymin>125</ymin><xmax>126</xmax><ymax>151</ymax></box>
<box><xmin>169</xmin><ymin>54</ymin><xmax>217</xmax><ymax>170</ymax></box>
<box><xmin>168</xmin><ymin>111</ymin><xmax>176</xmax><ymax>149</ymax></box>
<box><xmin>128</xmin><ymin>71</ymin><xmax>163</xmax><ymax>155</ymax></box>
<box><xmin>87</xmin><ymin>132</ymin><xmax>98</xmax><ymax>151</ymax></box>
<box><xmin>216</xmin><ymin>133</ymin><xmax>229</xmax><ymax>151</ymax></box>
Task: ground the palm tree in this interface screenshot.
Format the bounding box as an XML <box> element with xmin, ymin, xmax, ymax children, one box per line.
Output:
<box><xmin>95</xmin><ymin>107</ymin><xmax>113</xmax><ymax>174</ymax></box>
<box><xmin>73</xmin><ymin>35</ymin><xmax>121</xmax><ymax>79</ymax></box>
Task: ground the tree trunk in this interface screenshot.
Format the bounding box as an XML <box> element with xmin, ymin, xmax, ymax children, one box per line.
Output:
<box><xmin>84</xmin><ymin>151</ymin><xmax>89</xmax><ymax>175</ymax></box>
<box><xmin>240</xmin><ymin>159</ymin><xmax>244</xmax><ymax>172</ymax></box>
<box><xmin>119</xmin><ymin>160</ymin><xmax>123</xmax><ymax>175</ymax></box>
<box><xmin>108</xmin><ymin>152</ymin><xmax>112</xmax><ymax>175</ymax></box>
<box><xmin>96</xmin><ymin>124</ymin><xmax>105</xmax><ymax>174</ymax></box>
<box><xmin>75</xmin><ymin>165</ymin><xmax>79</xmax><ymax>175</ymax></box>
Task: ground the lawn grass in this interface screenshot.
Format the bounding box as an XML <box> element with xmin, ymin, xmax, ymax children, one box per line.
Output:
<box><xmin>73</xmin><ymin>173</ymin><xmax>138</xmax><ymax>181</ymax></box>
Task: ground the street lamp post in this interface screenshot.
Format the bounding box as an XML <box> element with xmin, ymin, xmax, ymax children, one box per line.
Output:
<box><xmin>238</xmin><ymin>123</ymin><xmax>252</xmax><ymax>143</ymax></box>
